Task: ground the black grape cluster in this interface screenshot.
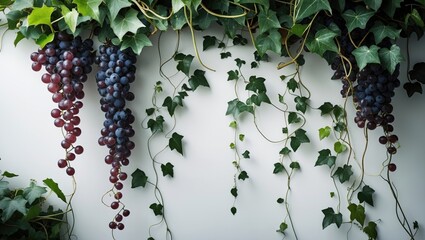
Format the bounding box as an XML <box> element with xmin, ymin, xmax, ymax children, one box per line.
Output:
<box><xmin>353</xmin><ymin>64</ymin><xmax>400</xmax><ymax>154</ymax></box>
<box><xmin>30</xmin><ymin>32</ymin><xmax>94</xmax><ymax>176</ymax></box>
<box><xmin>95</xmin><ymin>44</ymin><xmax>136</xmax><ymax>230</ymax></box>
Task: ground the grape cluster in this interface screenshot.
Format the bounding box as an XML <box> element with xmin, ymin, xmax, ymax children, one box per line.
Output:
<box><xmin>30</xmin><ymin>32</ymin><xmax>94</xmax><ymax>176</ymax></box>
<box><xmin>95</xmin><ymin>44</ymin><xmax>137</xmax><ymax>230</ymax></box>
<box><xmin>353</xmin><ymin>64</ymin><xmax>400</xmax><ymax>154</ymax></box>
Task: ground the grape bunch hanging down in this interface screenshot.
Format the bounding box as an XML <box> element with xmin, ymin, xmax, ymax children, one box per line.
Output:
<box><xmin>95</xmin><ymin>44</ymin><xmax>137</xmax><ymax>230</ymax></box>
<box><xmin>30</xmin><ymin>32</ymin><xmax>95</xmax><ymax>176</ymax></box>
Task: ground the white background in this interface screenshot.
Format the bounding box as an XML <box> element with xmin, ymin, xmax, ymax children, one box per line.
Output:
<box><xmin>0</xmin><ymin>26</ymin><xmax>424</xmax><ymax>240</ymax></box>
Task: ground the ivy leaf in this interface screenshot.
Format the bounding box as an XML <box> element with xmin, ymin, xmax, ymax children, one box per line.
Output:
<box><xmin>242</xmin><ymin>150</ymin><xmax>250</xmax><ymax>159</ymax></box>
<box><xmin>2</xmin><ymin>171</ymin><xmax>18</xmax><ymax>178</ymax></box>
<box><xmin>246</xmin><ymin>93</ymin><xmax>271</xmax><ymax>106</ymax></box>
<box><xmin>235</xmin><ymin>58</ymin><xmax>246</xmax><ymax>68</ymax></box>
<box><xmin>333</xmin><ymin>164</ymin><xmax>353</xmax><ymax>183</ymax></box>
<box><xmin>319</xmin><ymin>102</ymin><xmax>334</xmax><ymax>115</ymax></box>
<box><xmin>175</xmin><ymin>53</ymin><xmax>194</xmax><ymax>76</ymax></box>
<box><xmin>294</xmin><ymin>96</ymin><xmax>308</xmax><ymax>113</ymax></box>
<box><xmin>161</xmin><ymin>162</ymin><xmax>174</xmax><ymax>177</ymax></box>
<box><xmin>11</xmin><ymin>0</ymin><xmax>33</xmax><ymax>11</ymax></box>
<box><xmin>73</xmin><ymin>0</ymin><xmax>103</xmax><ymax>22</ymax></box>
<box><xmin>43</xmin><ymin>178</ymin><xmax>66</xmax><ymax>203</ymax></box>
<box><xmin>255</xmin><ymin>29</ymin><xmax>282</xmax><ymax>56</ymax></box>
<box><xmin>290</xmin><ymin>162</ymin><xmax>301</xmax><ymax>169</ymax></box>
<box><xmin>0</xmin><ymin>196</ymin><xmax>27</xmax><ymax>222</ymax></box>
<box><xmin>188</xmin><ymin>70</ymin><xmax>209</xmax><ymax>91</ymax></box>
<box><xmin>358</xmin><ymin>185</ymin><xmax>375</xmax><ymax>206</ymax></box>
<box><xmin>147</xmin><ymin>116</ymin><xmax>164</xmax><ymax>133</ymax></box>
<box><xmin>363</xmin><ymin>221</ymin><xmax>378</xmax><ymax>239</ymax></box>
<box><xmin>120</xmin><ymin>31</ymin><xmax>153</xmax><ymax>55</ymax></box>
<box><xmin>334</xmin><ymin>141</ymin><xmax>347</xmax><ymax>153</ymax></box>
<box><xmin>111</xmin><ymin>8</ymin><xmax>145</xmax><ymax>40</ymax></box>
<box><xmin>238</xmin><ymin>171</ymin><xmax>249</xmax><ymax>180</ymax></box>
<box><xmin>288</xmin><ymin>112</ymin><xmax>301</xmax><ymax>124</ymax></box>
<box><xmin>26</xmin><ymin>204</ymin><xmax>41</xmax><ymax>221</ymax></box>
<box><xmin>23</xmin><ymin>181</ymin><xmax>47</xmax><ymax>204</ymax></box>
<box><xmin>364</xmin><ymin>0</ymin><xmax>382</xmax><ymax>11</ymax></box>
<box><xmin>277</xmin><ymin>222</ymin><xmax>288</xmax><ymax>234</ymax></box>
<box><xmin>305</xmin><ymin>28</ymin><xmax>338</xmax><ymax>56</ymax></box>
<box><xmin>379</xmin><ymin>45</ymin><xmax>404</xmax><ymax>74</ymax></box>
<box><xmin>315</xmin><ymin>149</ymin><xmax>336</xmax><ymax>168</ymax></box>
<box><xmin>348</xmin><ymin>203</ymin><xmax>365</xmax><ymax>226</ymax></box>
<box><xmin>352</xmin><ymin>45</ymin><xmax>380</xmax><ymax>70</ymax></box>
<box><xmin>246</xmin><ymin>76</ymin><xmax>267</xmax><ymax>93</ymax></box>
<box><xmin>332</xmin><ymin>105</ymin><xmax>345</xmax><ymax>120</ymax></box>
<box><xmin>203</xmin><ymin>35</ymin><xmax>217</xmax><ymax>50</ymax></box>
<box><xmin>162</xmin><ymin>96</ymin><xmax>183</xmax><ymax>116</ymax></box>
<box><xmin>36</xmin><ymin>33</ymin><xmax>55</xmax><ymax>48</ymax></box>
<box><xmin>277</xmin><ymin>198</ymin><xmax>284</xmax><ymax>204</ymax></box>
<box><xmin>150</xmin><ymin>203</ymin><xmax>163</xmax><ymax>216</ymax></box>
<box><xmin>319</xmin><ymin>126</ymin><xmax>331</xmax><ymax>140</ymax></box>
<box><xmin>290</xmin><ymin>129</ymin><xmax>310</xmax><ymax>152</ymax></box>
<box><xmin>279</xmin><ymin>147</ymin><xmax>291</xmax><ymax>155</ymax></box>
<box><xmin>131</xmin><ymin>168</ymin><xmax>148</xmax><ymax>188</ymax></box>
<box><xmin>294</xmin><ymin>0</ymin><xmax>331</xmax><ymax>22</ymax></box>
<box><xmin>169</xmin><ymin>132</ymin><xmax>184</xmax><ymax>155</ymax></box>
<box><xmin>322</xmin><ymin>207</ymin><xmax>342</xmax><ymax>229</ymax></box>
<box><xmin>227</xmin><ymin>70</ymin><xmax>239</xmax><ymax>81</ymax></box>
<box><xmin>105</xmin><ymin>0</ymin><xmax>132</xmax><ymax>20</ymax></box>
<box><xmin>221</xmin><ymin>52</ymin><xmax>232</xmax><ymax>59</ymax></box>
<box><xmin>226</xmin><ymin>99</ymin><xmax>254</xmax><ymax>117</ymax></box>
<box><xmin>382</xmin><ymin>0</ymin><xmax>401</xmax><ymax>18</ymax></box>
<box><xmin>231</xmin><ymin>206</ymin><xmax>237</xmax><ymax>215</ymax></box>
<box><xmin>287</xmin><ymin>78</ymin><xmax>298</xmax><ymax>92</ymax></box>
<box><xmin>370</xmin><ymin>23</ymin><xmax>401</xmax><ymax>44</ymax></box>
<box><xmin>273</xmin><ymin>162</ymin><xmax>285</xmax><ymax>174</ymax></box>
<box><xmin>409</xmin><ymin>62</ymin><xmax>425</xmax><ymax>84</ymax></box>
<box><xmin>404</xmin><ymin>82</ymin><xmax>423</xmax><ymax>97</ymax></box>
<box><xmin>27</xmin><ymin>5</ymin><xmax>55</xmax><ymax>28</ymax></box>
<box><xmin>342</xmin><ymin>6</ymin><xmax>375</xmax><ymax>32</ymax></box>
<box><xmin>230</xmin><ymin>187</ymin><xmax>238</xmax><ymax>198</ymax></box>
<box><xmin>62</xmin><ymin>7</ymin><xmax>79</xmax><ymax>33</ymax></box>
<box><xmin>258</xmin><ymin>8</ymin><xmax>280</xmax><ymax>34</ymax></box>
<box><xmin>146</xmin><ymin>108</ymin><xmax>155</xmax><ymax>116</ymax></box>
<box><xmin>290</xmin><ymin>23</ymin><xmax>308</xmax><ymax>37</ymax></box>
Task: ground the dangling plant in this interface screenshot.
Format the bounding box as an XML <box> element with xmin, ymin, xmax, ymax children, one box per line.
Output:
<box><xmin>0</xmin><ymin>0</ymin><xmax>424</xmax><ymax>239</ymax></box>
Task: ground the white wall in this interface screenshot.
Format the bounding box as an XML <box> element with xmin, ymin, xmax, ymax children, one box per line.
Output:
<box><xmin>0</xmin><ymin>27</ymin><xmax>424</xmax><ymax>240</ymax></box>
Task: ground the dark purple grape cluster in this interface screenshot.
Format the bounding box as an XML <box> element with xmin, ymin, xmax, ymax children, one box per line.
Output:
<box><xmin>353</xmin><ymin>64</ymin><xmax>400</xmax><ymax>154</ymax></box>
<box><xmin>95</xmin><ymin>44</ymin><xmax>136</xmax><ymax>230</ymax></box>
<box><xmin>30</xmin><ymin>31</ymin><xmax>94</xmax><ymax>176</ymax></box>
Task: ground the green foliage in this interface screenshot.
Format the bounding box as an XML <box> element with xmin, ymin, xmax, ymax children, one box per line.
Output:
<box><xmin>161</xmin><ymin>162</ymin><xmax>175</xmax><ymax>177</ymax></box>
<box><xmin>169</xmin><ymin>132</ymin><xmax>184</xmax><ymax>155</ymax></box>
<box><xmin>322</xmin><ymin>207</ymin><xmax>342</xmax><ymax>229</ymax></box>
<box><xmin>363</xmin><ymin>221</ymin><xmax>378</xmax><ymax>239</ymax></box>
<box><xmin>315</xmin><ymin>149</ymin><xmax>336</xmax><ymax>168</ymax></box>
<box><xmin>358</xmin><ymin>185</ymin><xmax>375</xmax><ymax>206</ymax></box>
<box><xmin>342</xmin><ymin>6</ymin><xmax>375</xmax><ymax>32</ymax></box>
<box><xmin>348</xmin><ymin>203</ymin><xmax>365</xmax><ymax>226</ymax></box>
<box><xmin>273</xmin><ymin>162</ymin><xmax>285</xmax><ymax>174</ymax></box>
<box><xmin>319</xmin><ymin>126</ymin><xmax>331</xmax><ymax>140</ymax></box>
<box><xmin>352</xmin><ymin>45</ymin><xmax>381</xmax><ymax>70</ymax></box>
<box><xmin>150</xmin><ymin>203</ymin><xmax>163</xmax><ymax>216</ymax></box>
<box><xmin>294</xmin><ymin>0</ymin><xmax>331</xmax><ymax>22</ymax></box>
<box><xmin>306</xmin><ymin>28</ymin><xmax>338</xmax><ymax>56</ymax></box>
<box><xmin>333</xmin><ymin>164</ymin><xmax>353</xmax><ymax>183</ymax></box>
<box><xmin>131</xmin><ymin>169</ymin><xmax>148</xmax><ymax>188</ymax></box>
<box><xmin>290</xmin><ymin>129</ymin><xmax>310</xmax><ymax>152</ymax></box>
<box><xmin>238</xmin><ymin>171</ymin><xmax>249</xmax><ymax>180</ymax></box>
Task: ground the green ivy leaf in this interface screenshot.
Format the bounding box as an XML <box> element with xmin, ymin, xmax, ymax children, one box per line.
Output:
<box><xmin>23</xmin><ymin>181</ymin><xmax>47</xmax><ymax>204</ymax></box>
<box><xmin>105</xmin><ymin>0</ymin><xmax>132</xmax><ymax>20</ymax></box>
<box><xmin>290</xmin><ymin>23</ymin><xmax>308</xmax><ymax>37</ymax></box>
<box><xmin>235</xmin><ymin>58</ymin><xmax>246</xmax><ymax>68</ymax></box>
<box><xmin>226</xmin><ymin>99</ymin><xmax>254</xmax><ymax>117</ymax></box>
<box><xmin>26</xmin><ymin>204</ymin><xmax>41</xmax><ymax>221</ymax></box>
<box><xmin>221</xmin><ymin>52</ymin><xmax>232</xmax><ymax>59</ymax></box>
<box><xmin>404</xmin><ymin>82</ymin><xmax>423</xmax><ymax>97</ymax></box>
<box><xmin>111</xmin><ymin>8</ymin><xmax>145</xmax><ymax>40</ymax></box>
<box><xmin>258</xmin><ymin>8</ymin><xmax>280</xmax><ymax>34</ymax></box>
<box><xmin>290</xmin><ymin>162</ymin><xmax>300</xmax><ymax>169</ymax></box>
<box><xmin>229</xmin><ymin>121</ymin><xmax>238</xmax><ymax>129</ymax></box>
<box><xmin>227</xmin><ymin>70</ymin><xmax>239</xmax><ymax>81</ymax></box>
<box><xmin>273</xmin><ymin>162</ymin><xmax>285</xmax><ymax>174</ymax></box>
<box><xmin>255</xmin><ymin>29</ymin><xmax>282</xmax><ymax>56</ymax></box>
<box><xmin>238</xmin><ymin>171</ymin><xmax>249</xmax><ymax>180</ymax></box>
<box><xmin>120</xmin><ymin>31</ymin><xmax>153</xmax><ymax>55</ymax></box>
<box><xmin>379</xmin><ymin>44</ymin><xmax>404</xmax><ymax>74</ymax></box>
<box><xmin>363</xmin><ymin>221</ymin><xmax>378</xmax><ymax>239</ymax></box>
<box><xmin>334</xmin><ymin>141</ymin><xmax>347</xmax><ymax>153</ymax></box>
<box><xmin>279</xmin><ymin>147</ymin><xmax>291</xmax><ymax>155</ymax></box>
<box><xmin>319</xmin><ymin>126</ymin><xmax>331</xmax><ymax>140</ymax></box>
<box><xmin>162</xmin><ymin>95</ymin><xmax>183</xmax><ymax>116</ymax></box>
<box><xmin>352</xmin><ymin>45</ymin><xmax>380</xmax><ymax>70</ymax></box>
<box><xmin>322</xmin><ymin>207</ymin><xmax>342</xmax><ymax>229</ymax></box>
<box><xmin>150</xmin><ymin>203</ymin><xmax>163</xmax><ymax>216</ymax></box>
<box><xmin>43</xmin><ymin>178</ymin><xmax>66</xmax><ymax>203</ymax></box>
<box><xmin>305</xmin><ymin>28</ymin><xmax>338</xmax><ymax>56</ymax></box>
<box><xmin>203</xmin><ymin>35</ymin><xmax>217</xmax><ymax>50</ymax></box>
<box><xmin>408</xmin><ymin>8</ymin><xmax>425</xmax><ymax>28</ymax></box>
<box><xmin>382</xmin><ymin>0</ymin><xmax>401</xmax><ymax>18</ymax></box>
<box><xmin>358</xmin><ymin>185</ymin><xmax>375</xmax><ymax>206</ymax></box>
<box><xmin>295</xmin><ymin>96</ymin><xmax>308</xmax><ymax>113</ymax></box>
<box><xmin>36</xmin><ymin>33</ymin><xmax>55</xmax><ymax>48</ymax></box>
<box><xmin>409</xmin><ymin>62</ymin><xmax>425</xmax><ymax>84</ymax></box>
<box><xmin>169</xmin><ymin>132</ymin><xmax>184</xmax><ymax>155</ymax></box>
<box><xmin>332</xmin><ymin>105</ymin><xmax>345</xmax><ymax>120</ymax></box>
<box><xmin>319</xmin><ymin>102</ymin><xmax>334</xmax><ymax>115</ymax></box>
<box><xmin>288</xmin><ymin>112</ymin><xmax>301</xmax><ymax>124</ymax></box>
<box><xmin>231</xmin><ymin>206</ymin><xmax>237</xmax><ymax>215</ymax></box>
<box><xmin>282</xmin><ymin>127</ymin><xmax>288</xmax><ymax>134</ymax></box>
<box><xmin>315</xmin><ymin>149</ymin><xmax>336</xmax><ymax>168</ymax></box>
<box><xmin>175</xmin><ymin>53</ymin><xmax>194</xmax><ymax>76</ymax></box>
<box><xmin>348</xmin><ymin>203</ymin><xmax>365</xmax><ymax>226</ymax></box>
<box><xmin>277</xmin><ymin>198</ymin><xmax>284</xmax><ymax>204</ymax></box>
<box><xmin>2</xmin><ymin>171</ymin><xmax>18</xmax><ymax>178</ymax></box>
<box><xmin>161</xmin><ymin>162</ymin><xmax>174</xmax><ymax>177</ymax></box>
<box><xmin>342</xmin><ymin>6</ymin><xmax>375</xmax><ymax>32</ymax></box>
<box><xmin>147</xmin><ymin>116</ymin><xmax>164</xmax><ymax>133</ymax></box>
<box><xmin>11</xmin><ymin>0</ymin><xmax>33</xmax><ymax>11</ymax></box>
<box><xmin>170</xmin><ymin>9</ymin><xmax>186</xmax><ymax>30</ymax></box>
<box><xmin>131</xmin><ymin>168</ymin><xmax>148</xmax><ymax>188</ymax></box>
<box><xmin>246</xmin><ymin>93</ymin><xmax>271</xmax><ymax>106</ymax></box>
<box><xmin>333</xmin><ymin>164</ymin><xmax>353</xmax><ymax>183</ymax></box>
<box><xmin>236</xmin><ymin>0</ymin><xmax>269</xmax><ymax>6</ymax></box>
<box><xmin>0</xmin><ymin>195</ymin><xmax>27</xmax><ymax>222</ymax></box>
<box><xmin>27</xmin><ymin>4</ymin><xmax>55</xmax><ymax>28</ymax></box>
<box><xmin>370</xmin><ymin>23</ymin><xmax>401</xmax><ymax>44</ymax></box>
<box><xmin>277</xmin><ymin>222</ymin><xmax>288</xmax><ymax>234</ymax></box>
<box><xmin>287</xmin><ymin>78</ymin><xmax>298</xmax><ymax>92</ymax></box>
<box><xmin>73</xmin><ymin>0</ymin><xmax>103</xmax><ymax>22</ymax></box>
<box><xmin>61</xmin><ymin>6</ymin><xmax>79</xmax><ymax>33</ymax></box>
<box><xmin>230</xmin><ymin>187</ymin><xmax>238</xmax><ymax>197</ymax></box>
<box><xmin>195</xmin><ymin>10</ymin><xmax>217</xmax><ymax>30</ymax></box>
<box><xmin>364</xmin><ymin>0</ymin><xmax>382</xmax><ymax>11</ymax></box>
<box><xmin>242</xmin><ymin>150</ymin><xmax>250</xmax><ymax>158</ymax></box>
<box><xmin>294</xmin><ymin>0</ymin><xmax>331</xmax><ymax>22</ymax></box>
<box><xmin>290</xmin><ymin>129</ymin><xmax>310</xmax><ymax>152</ymax></box>
<box><xmin>246</xmin><ymin>76</ymin><xmax>267</xmax><ymax>93</ymax></box>
<box><xmin>189</xmin><ymin>70</ymin><xmax>209</xmax><ymax>91</ymax></box>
